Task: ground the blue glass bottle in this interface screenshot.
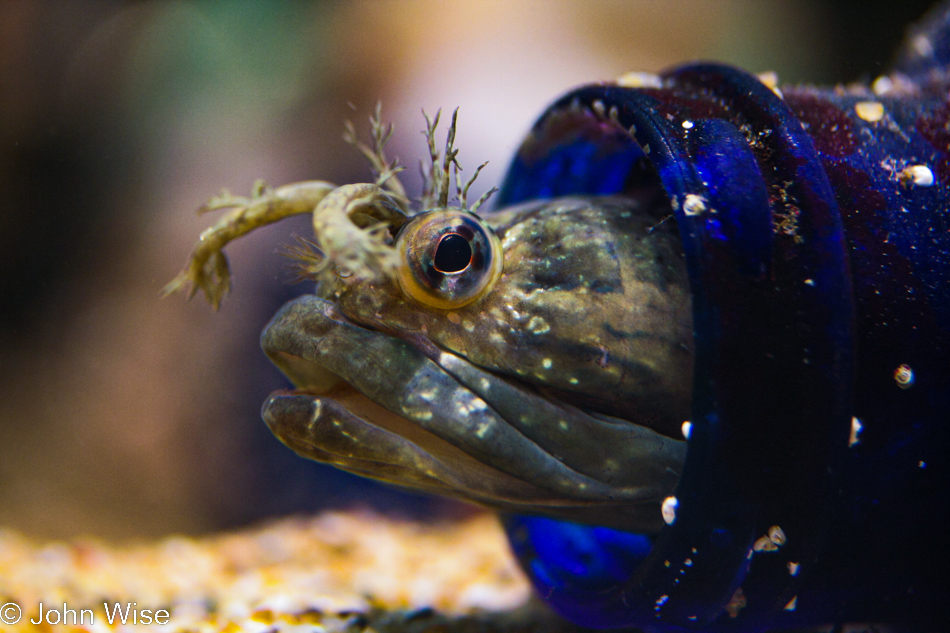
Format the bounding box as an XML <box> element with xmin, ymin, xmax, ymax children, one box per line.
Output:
<box><xmin>499</xmin><ymin>6</ymin><xmax>950</xmax><ymax>631</ymax></box>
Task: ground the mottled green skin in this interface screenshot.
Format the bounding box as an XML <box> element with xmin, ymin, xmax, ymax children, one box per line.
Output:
<box><xmin>338</xmin><ymin>196</ymin><xmax>693</xmax><ymax>437</ymax></box>
<box><xmin>262</xmin><ymin>194</ymin><xmax>693</xmax><ymax>531</ymax></box>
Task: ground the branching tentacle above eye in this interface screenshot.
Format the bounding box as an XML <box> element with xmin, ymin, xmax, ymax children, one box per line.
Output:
<box><xmin>164</xmin><ymin>104</ymin><xmax>493</xmax><ymax>309</ymax></box>
<box><xmin>343</xmin><ymin>102</ymin><xmax>410</xmax><ymax>207</ymax></box>
<box><xmin>421</xmin><ymin>108</ymin><xmax>498</xmax><ymax>213</ymax></box>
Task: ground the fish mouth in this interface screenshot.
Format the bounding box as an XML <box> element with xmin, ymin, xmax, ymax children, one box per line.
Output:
<box><xmin>261</xmin><ymin>295</ymin><xmax>686</xmax><ymax>533</ymax></box>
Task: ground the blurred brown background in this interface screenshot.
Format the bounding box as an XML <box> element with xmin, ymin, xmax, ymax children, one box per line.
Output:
<box><xmin>0</xmin><ymin>0</ymin><xmax>938</xmax><ymax>541</ymax></box>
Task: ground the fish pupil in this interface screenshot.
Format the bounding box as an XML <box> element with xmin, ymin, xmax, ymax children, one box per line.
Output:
<box><xmin>433</xmin><ymin>233</ymin><xmax>472</xmax><ymax>273</ymax></box>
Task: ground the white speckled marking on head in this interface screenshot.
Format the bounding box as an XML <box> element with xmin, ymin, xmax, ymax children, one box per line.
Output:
<box><xmin>526</xmin><ymin>315</ymin><xmax>550</xmax><ymax>334</ymax></box>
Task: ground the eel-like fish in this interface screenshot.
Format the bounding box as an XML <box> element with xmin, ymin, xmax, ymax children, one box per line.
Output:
<box><xmin>168</xmin><ymin>6</ymin><xmax>950</xmax><ymax>629</ymax></box>
<box><xmin>261</xmin><ymin>192</ymin><xmax>692</xmax><ymax>535</ymax></box>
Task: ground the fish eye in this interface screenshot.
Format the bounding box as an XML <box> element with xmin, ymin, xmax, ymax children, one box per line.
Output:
<box><xmin>396</xmin><ymin>210</ymin><xmax>503</xmax><ymax>309</ymax></box>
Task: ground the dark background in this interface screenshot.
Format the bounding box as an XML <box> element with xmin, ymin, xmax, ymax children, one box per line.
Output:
<box><xmin>0</xmin><ymin>0</ymin><xmax>939</xmax><ymax>540</ymax></box>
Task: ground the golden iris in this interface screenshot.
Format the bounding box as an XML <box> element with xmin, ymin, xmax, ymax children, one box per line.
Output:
<box><xmin>395</xmin><ymin>210</ymin><xmax>503</xmax><ymax>309</ymax></box>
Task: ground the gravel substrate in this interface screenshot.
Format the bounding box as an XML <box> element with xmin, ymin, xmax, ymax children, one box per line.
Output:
<box><xmin>0</xmin><ymin>511</ymin><xmax>597</xmax><ymax>633</ymax></box>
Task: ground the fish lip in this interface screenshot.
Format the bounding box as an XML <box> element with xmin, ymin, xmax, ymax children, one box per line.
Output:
<box><xmin>260</xmin><ymin>296</ymin><xmax>364</xmax><ymax>395</ymax></box>
<box><xmin>260</xmin><ymin>294</ymin><xmax>685</xmax><ymax>532</ymax></box>
<box><xmin>260</xmin><ymin>293</ymin><xmax>443</xmax><ymax>396</ymax></box>
<box><xmin>259</xmin><ymin>294</ymin><xmax>580</xmax><ymax>512</ymax></box>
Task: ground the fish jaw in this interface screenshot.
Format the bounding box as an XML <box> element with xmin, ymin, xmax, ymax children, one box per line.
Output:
<box><xmin>260</xmin><ymin>294</ymin><xmax>685</xmax><ymax>532</ymax></box>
